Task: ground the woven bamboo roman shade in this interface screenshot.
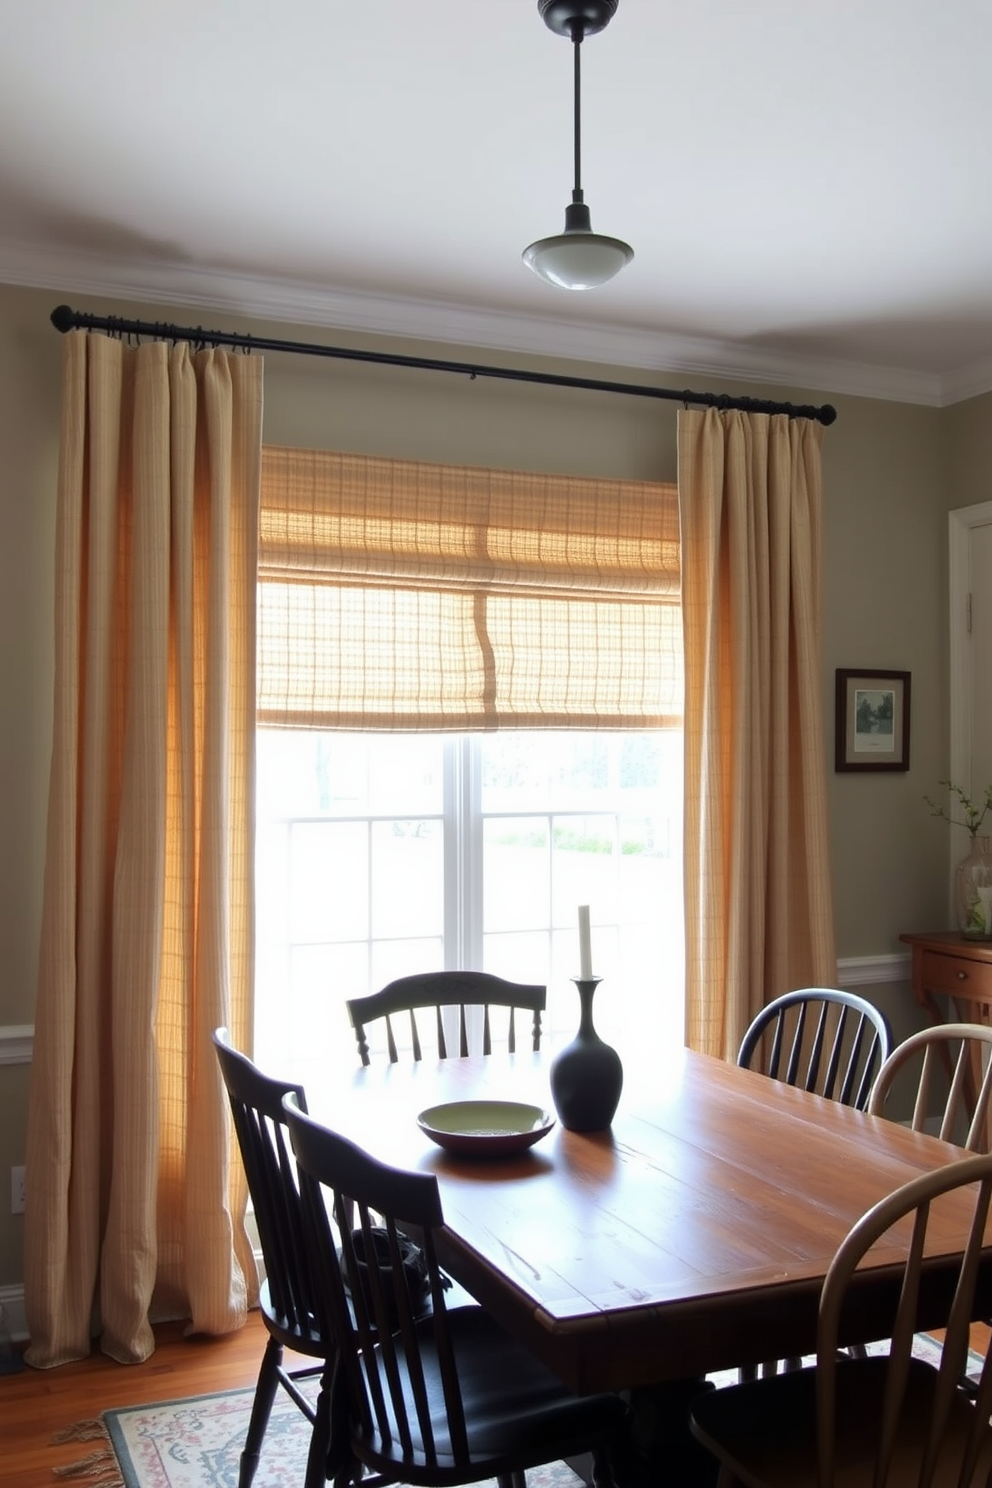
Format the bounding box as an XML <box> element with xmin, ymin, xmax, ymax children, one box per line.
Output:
<box><xmin>258</xmin><ymin>446</ymin><xmax>682</xmax><ymax>731</ymax></box>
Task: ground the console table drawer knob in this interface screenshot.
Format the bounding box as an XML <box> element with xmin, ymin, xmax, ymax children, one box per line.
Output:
<box><xmin>903</xmin><ymin>936</ymin><xmax>992</xmax><ymax>1007</ymax></box>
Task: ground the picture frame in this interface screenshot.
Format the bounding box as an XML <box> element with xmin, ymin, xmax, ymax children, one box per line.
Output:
<box><xmin>835</xmin><ymin>669</ymin><xmax>911</xmax><ymax>772</ymax></box>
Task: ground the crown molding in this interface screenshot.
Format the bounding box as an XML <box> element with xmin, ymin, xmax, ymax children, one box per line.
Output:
<box><xmin>937</xmin><ymin>354</ymin><xmax>992</xmax><ymax>408</ymax></box>
<box><xmin>0</xmin><ymin>237</ymin><xmax>964</xmax><ymax>410</ymax></box>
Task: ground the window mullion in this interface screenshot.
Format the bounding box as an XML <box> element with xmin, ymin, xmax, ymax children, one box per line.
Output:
<box><xmin>443</xmin><ymin>737</ymin><xmax>484</xmax><ymax>970</ymax></box>
<box><xmin>465</xmin><ymin>737</ymin><xmax>484</xmax><ymax>968</ymax></box>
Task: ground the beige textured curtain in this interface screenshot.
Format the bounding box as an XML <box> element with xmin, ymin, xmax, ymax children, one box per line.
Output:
<box><xmin>23</xmin><ymin>330</ymin><xmax>262</xmax><ymax>1367</ymax></box>
<box><xmin>679</xmin><ymin>408</ymin><xmax>836</xmax><ymax>1061</ymax></box>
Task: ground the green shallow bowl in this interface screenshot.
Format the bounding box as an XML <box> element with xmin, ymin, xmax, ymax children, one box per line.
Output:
<box><xmin>417</xmin><ymin>1099</ymin><xmax>555</xmax><ymax>1157</ymax></box>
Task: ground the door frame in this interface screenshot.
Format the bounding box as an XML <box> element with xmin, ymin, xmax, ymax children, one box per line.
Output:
<box><xmin>949</xmin><ymin>502</ymin><xmax>992</xmax><ymax>889</ymax></box>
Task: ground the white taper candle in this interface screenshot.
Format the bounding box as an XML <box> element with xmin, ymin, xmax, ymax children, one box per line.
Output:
<box><xmin>577</xmin><ymin>904</ymin><xmax>593</xmax><ymax>980</ymax></box>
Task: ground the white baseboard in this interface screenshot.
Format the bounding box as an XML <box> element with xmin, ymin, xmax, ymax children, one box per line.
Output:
<box><xmin>1</xmin><ymin>1029</ymin><xmax>30</xmax><ymax>1343</ymax></box>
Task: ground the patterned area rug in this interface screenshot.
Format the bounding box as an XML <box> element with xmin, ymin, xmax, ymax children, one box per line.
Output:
<box><xmin>57</xmin><ymin>1380</ymin><xmax>590</xmax><ymax>1488</ymax></box>
<box><xmin>51</xmin><ymin>1337</ymin><xmax>978</xmax><ymax>1488</ymax></box>
<box><xmin>107</xmin><ymin>1386</ymin><xmax>334</xmax><ymax>1488</ymax></box>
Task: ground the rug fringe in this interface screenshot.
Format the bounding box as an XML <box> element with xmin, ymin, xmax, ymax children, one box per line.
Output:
<box><xmin>51</xmin><ymin>1420</ymin><xmax>124</xmax><ymax>1488</ymax></box>
<box><xmin>52</xmin><ymin>1420</ymin><xmax>111</xmax><ymax>1444</ymax></box>
<box><xmin>52</xmin><ymin>1445</ymin><xmax>123</xmax><ymax>1486</ymax></box>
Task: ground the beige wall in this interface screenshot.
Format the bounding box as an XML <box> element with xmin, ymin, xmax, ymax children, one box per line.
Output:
<box><xmin>0</xmin><ymin>280</ymin><xmax>982</xmax><ymax>1288</ymax></box>
<box><xmin>942</xmin><ymin>392</ymin><xmax>992</xmax><ymax>512</ymax></box>
<box><xmin>821</xmin><ymin>392</ymin><xmax>947</xmax><ymax>950</ymax></box>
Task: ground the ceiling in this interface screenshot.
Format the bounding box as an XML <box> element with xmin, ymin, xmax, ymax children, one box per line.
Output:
<box><xmin>2</xmin><ymin>0</ymin><xmax>991</xmax><ymax>407</ymax></box>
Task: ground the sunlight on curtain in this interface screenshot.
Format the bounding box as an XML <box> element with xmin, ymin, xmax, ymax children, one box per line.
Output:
<box><xmin>679</xmin><ymin>408</ymin><xmax>836</xmax><ymax>1060</ymax></box>
<box><xmin>23</xmin><ymin>330</ymin><xmax>262</xmax><ymax>1366</ymax></box>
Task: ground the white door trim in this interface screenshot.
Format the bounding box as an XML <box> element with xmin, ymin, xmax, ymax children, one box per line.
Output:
<box><xmin>949</xmin><ymin>503</ymin><xmax>992</xmax><ymax>901</ymax></box>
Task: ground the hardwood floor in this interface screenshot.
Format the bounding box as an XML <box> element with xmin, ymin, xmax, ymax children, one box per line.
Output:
<box><xmin>1</xmin><ymin>1310</ymin><xmax>286</xmax><ymax>1488</ymax></box>
<box><xmin>3</xmin><ymin>1314</ymin><xmax>989</xmax><ymax>1488</ymax></box>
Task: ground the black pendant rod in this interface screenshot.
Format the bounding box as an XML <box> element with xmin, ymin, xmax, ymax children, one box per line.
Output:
<box><xmin>572</xmin><ymin>28</ymin><xmax>583</xmax><ymax>203</ymax></box>
<box><xmin>49</xmin><ymin>304</ymin><xmax>838</xmax><ymax>426</ymax></box>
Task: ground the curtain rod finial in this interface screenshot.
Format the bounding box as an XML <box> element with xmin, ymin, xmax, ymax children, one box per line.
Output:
<box><xmin>51</xmin><ymin>305</ymin><xmax>76</xmax><ymax>333</ymax></box>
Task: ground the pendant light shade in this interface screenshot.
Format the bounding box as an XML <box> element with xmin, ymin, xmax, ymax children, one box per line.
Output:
<box><xmin>523</xmin><ymin>0</ymin><xmax>632</xmax><ymax>291</ymax></box>
<box><xmin>523</xmin><ymin>200</ymin><xmax>633</xmax><ymax>290</ymax></box>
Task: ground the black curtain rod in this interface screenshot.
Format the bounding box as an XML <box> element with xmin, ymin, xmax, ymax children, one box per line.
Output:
<box><xmin>50</xmin><ymin>304</ymin><xmax>837</xmax><ymax>427</ymax></box>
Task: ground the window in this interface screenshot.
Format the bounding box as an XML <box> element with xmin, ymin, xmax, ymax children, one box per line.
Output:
<box><xmin>255</xmin><ymin>448</ymin><xmax>683</xmax><ymax>1085</ymax></box>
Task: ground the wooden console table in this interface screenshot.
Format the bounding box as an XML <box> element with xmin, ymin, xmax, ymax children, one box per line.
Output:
<box><xmin>900</xmin><ymin>932</ymin><xmax>992</xmax><ymax>1141</ymax></box>
<box><xmin>900</xmin><ymin>931</ymin><xmax>992</xmax><ymax>1025</ymax></box>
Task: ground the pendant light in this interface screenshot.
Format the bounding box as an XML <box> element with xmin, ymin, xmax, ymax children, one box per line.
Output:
<box><xmin>523</xmin><ymin>0</ymin><xmax>633</xmax><ymax>291</ymax></box>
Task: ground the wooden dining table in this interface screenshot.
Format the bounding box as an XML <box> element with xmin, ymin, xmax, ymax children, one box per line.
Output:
<box><xmin>310</xmin><ymin>1042</ymin><xmax>991</xmax><ymax>1400</ymax></box>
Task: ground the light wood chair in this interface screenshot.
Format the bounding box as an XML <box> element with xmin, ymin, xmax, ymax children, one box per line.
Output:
<box><xmin>689</xmin><ymin>1151</ymin><xmax>992</xmax><ymax>1488</ymax></box>
<box><xmin>346</xmin><ymin>970</ymin><xmax>546</xmax><ymax>1066</ymax></box>
<box><xmin>282</xmin><ymin>1092</ymin><xmax>630</xmax><ymax>1488</ymax></box>
<box><xmin>868</xmin><ymin>1022</ymin><xmax>992</xmax><ymax>1152</ymax></box>
<box><xmin>212</xmin><ymin>1029</ymin><xmax>333</xmax><ymax>1488</ymax></box>
<box><xmin>738</xmin><ymin>987</ymin><xmax>893</xmax><ymax>1110</ymax></box>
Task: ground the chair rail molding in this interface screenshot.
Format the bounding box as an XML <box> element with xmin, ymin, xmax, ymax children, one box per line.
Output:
<box><xmin>0</xmin><ymin>1026</ymin><xmax>34</xmax><ymax>1065</ymax></box>
<box><xmin>837</xmin><ymin>952</ymin><xmax>909</xmax><ymax>987</ymax></box>
<box><xmin>0</xmin><ymin>965</ymin><xmax>906</xmax><ymax>1068</ymax></box>
<box><xmin>0</xmin><ymin>952</ymin><xmax>904</xmax><ymax>1071</ymax></box>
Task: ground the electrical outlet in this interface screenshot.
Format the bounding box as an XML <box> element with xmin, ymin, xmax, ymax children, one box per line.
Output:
<box><xmin>10</xmin><ymin>1166</ymin><xmax>25</xmax><ymax>1215</ymax></box>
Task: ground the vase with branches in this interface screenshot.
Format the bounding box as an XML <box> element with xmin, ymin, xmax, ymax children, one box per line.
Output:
<box><xmin>926</xmin><ymin>780</ymin><xmax>992</xmax><ymax>938</ymax></box>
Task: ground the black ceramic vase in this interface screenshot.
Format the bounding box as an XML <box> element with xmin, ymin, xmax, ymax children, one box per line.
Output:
<box><xmin>549</xmin><ymin>977</ymin><xmax>623</xmax><ymax>1132</ymax></box>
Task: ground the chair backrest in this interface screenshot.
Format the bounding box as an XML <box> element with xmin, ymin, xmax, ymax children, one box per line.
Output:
<box><xmin>346</xmin><ymin>970</ymin><xmax>546</xmax><ymax>1066</ymax></box>
<box><xmin>868</xmin><ymin>1021</ymin><xmax>992</xmax><ymax>1151</ymax></box>
<box><xmin>212</xmin><ymin>1027</ymin><xmax>323</xmax><ymax>1349</ymax></box>
<box><xmin>816</xmin><ymin>1151</ymin><xmax>992</xmax><ymax>1488</ymax></box>
<box><xmin>737</xmin><ymin>987</ymin><xmax>893</xmax><ymax>1110</ymax></box>
<box><xmin>283</xmin><ymin>1092</ymin><xmax>473</xmax><ymax>1478</ymax></box>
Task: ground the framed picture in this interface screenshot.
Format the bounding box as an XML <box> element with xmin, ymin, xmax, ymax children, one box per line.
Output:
<box><xmin>835</xmin><ymin>669</ymin><xmax>911</xmax><ymax>772</ymax></box>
